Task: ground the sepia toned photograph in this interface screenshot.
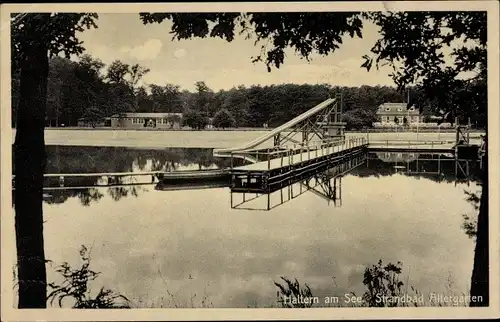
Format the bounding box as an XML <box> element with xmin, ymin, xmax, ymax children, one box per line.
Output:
<box><xmin>1</xmin><ymin>1</ymin><xmax>499</xmax><ymax>321</ymax></box>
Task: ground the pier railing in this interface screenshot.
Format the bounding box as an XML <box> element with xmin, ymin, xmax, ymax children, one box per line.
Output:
<box><xmin>368</xmin><ymin>139</ymin><xmax>456</xmax><ymax>149</ymax></box>
<box><xmin>230</xmin><ymin>136</ymin><xmax>367</xmax><ymax>171</ymax></box>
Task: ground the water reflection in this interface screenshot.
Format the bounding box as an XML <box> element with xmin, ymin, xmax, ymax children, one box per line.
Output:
<box><xmin>13</xmin><ymin>146</ymin><xmax>243</xmax><ymax>207</ymax></box>
<box><xmin>40</xmin><ymin>145</ymin><xmax>238</xmax><ymax>173</ymax></box>
<box><xmin>354</xmin><ymin>152</ymin><xmax>481</xmax><ymax>184</ymax></box>
<box><xmin>25</xmin><ymin>148</ymin><xmax>482</xmax><ymax>208</ymax></box>
<box><xmin>10</xmin><ymin>147</ymin><xmax>484</xmax><ymax>308</ymax></box>
<box><xmin>229</xmin><ymin>153</ymin><xmax>367</xmax><ymax>211</ymax></box>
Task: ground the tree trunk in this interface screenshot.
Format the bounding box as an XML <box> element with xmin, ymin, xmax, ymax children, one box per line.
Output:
<box><xmin>470</xmin><ymin>143</ymin><xmax>488</xmax><ymax>306</ymax></box>
<box><xmin>13</xmin><ymin>42</ymin><xmax>49</xmax><ymax>308</ymax></box>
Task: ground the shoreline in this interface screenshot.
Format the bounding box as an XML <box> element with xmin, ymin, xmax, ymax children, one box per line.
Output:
<box><xmin>11</xmin><ymin>126</ymin><xmax>485</xmax><ymax>133</ymax></box>
<box><xmin>10</xmin><ymin>129</ymin><xmax>485</xmax><ymax>149</ymax></box>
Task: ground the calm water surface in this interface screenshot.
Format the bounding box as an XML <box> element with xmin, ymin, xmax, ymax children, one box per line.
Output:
<box><xmin>12</xmin><ymin>146</ymin><xmax>481</xmax><ymax>307</ymax></box>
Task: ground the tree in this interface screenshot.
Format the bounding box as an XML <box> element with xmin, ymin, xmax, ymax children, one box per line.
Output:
<box><xmin>11</xmin><ymin>12</ymin><xmax>98</xmax><ymax>308</ymax></box>
<box><xmin>105</xmin><ymin>60</ymin><xmax>150</xmax><ymax>114</ymax></box>
<box><xmin>136</xmin><ymin>86</ymin><xmax>152</xmax><ymax>112</ymax></box>
<box><xmin>215</xmin><ymin>86</ymin><xmax>252</xmax><ymax>126</ymax></box>
<box><xmin>149</xmin><ymin>83</ymin><xmax>183</xmax><ymax>113</ymax></box>
<box><xmin>72</xmin><ymin>55</ymin><xmax>107</xmax><ymax>125</ymax></box>
<box><xmin>81</xmin><ymin>106</ymin><xmax>105</xmax><ymax>126</ymax></box>
<box><xmin>362</xmin><ymin>12</ymin><xmax>486</xmax><ymax>125</ymax></box>
<box><xmin>46</xmin><ymin>57</ymin><xmax>72</xmax><ymax>127</ymax></box>
<box><xmin>342</xmin><ymin>108</ymin><xmax>375</xmax><ymax>130</ymax></box>
<box><xmin>182</xmin><ymin>109</ymin><xmax>209</xmax><ymax>130</ymax></box>
<box><xmin>139</xmin><ymin>11</ymin><xmax>488</xmax><ymax>305</ymax></box>
<box><xmin>192</xmin><ymin>81</ymin><xmax>215</xmax><ymax>116</ymax></box>
<box><xmin>213</xmin><ymin>108</ymin><xmax>236</xmax><ymax>129</ymax></box>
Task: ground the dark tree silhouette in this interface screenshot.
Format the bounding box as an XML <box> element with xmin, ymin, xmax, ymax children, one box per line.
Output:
<box><xmin>212</xmin><ymin>108</ymin><xmax>236</xmax><ymax>129</ymax></box>
<box><xmin>11</xmin><ymin>12</ymin><xmax>98</xmax><ymax>308</ymax></box>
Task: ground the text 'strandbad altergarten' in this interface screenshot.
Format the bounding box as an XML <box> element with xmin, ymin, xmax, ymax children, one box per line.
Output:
<box><xmin>278</xmin><ymin>293</ymin><xmax>484</xmax><ymax>306</ymax></box>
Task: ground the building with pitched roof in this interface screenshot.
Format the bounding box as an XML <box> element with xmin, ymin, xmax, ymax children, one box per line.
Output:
<box><xmin>376</xmin><ymin>102</ymin><xmax>421</xmax><ymax>125</ymax></box>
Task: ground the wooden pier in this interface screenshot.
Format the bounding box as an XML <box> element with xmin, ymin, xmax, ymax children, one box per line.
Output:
<box><xmin>229</xmin><ymin>137</ymin><xmax>368</xmax><ymax>194</ymax></box>
<box><xmin>367</xmin><ymin>140</ymin><xmax>456</xmax><ymax>153</ymax></box>
<box><xmin>230</xmin><ymin>149</ymin><xmax>367</xmax><ymax>210</ymax></box>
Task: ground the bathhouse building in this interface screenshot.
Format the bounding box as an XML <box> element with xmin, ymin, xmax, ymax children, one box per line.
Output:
<box><xmin>376</xmin><ymin>103</ymin><xmax>421</xmax><ymax>125</ymax></box>
<box><xmin>110</xmin><ymin>112</ymin><xmax>183</xmax><ymax>129</ymax></box>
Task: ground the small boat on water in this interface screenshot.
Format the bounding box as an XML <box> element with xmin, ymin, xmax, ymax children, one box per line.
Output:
<box><xmin>14</xmin><ymin>169</ymin><xmax>232</xmax><ymax>190</ymax></box>
<box><xmin>157</xmin><ymin>169</ymin><xmax>231</xmax><ymax>185</ymax></box>
<box><xmin>155</xmin><ymin>181</ymin><xmax>230</xmax><ymax>191</ymax></box>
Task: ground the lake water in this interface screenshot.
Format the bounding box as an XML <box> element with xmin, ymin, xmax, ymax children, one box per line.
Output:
<box><xmin>11</xmin><ymin>146</ymin><xmax>482</xmax><ymax>308</ymax></box>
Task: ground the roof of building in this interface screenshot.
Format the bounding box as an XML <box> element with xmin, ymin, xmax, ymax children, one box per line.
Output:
<box><xmin>377</xmin><ymin>102</ymin><xmax>420</xmax><ymax>116</ymax></box>
<box><xmin>110</xmin><ymin>112</ymin><xmax>183</xmax><ymax>118</ymax></box>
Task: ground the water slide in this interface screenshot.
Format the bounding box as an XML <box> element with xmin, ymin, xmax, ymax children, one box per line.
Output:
<box><xmin>213</xmin><ymin>98</ymin><xmax>337</xmax><ymax>155</ymax></box>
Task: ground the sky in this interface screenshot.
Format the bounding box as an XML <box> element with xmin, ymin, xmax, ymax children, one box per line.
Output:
<box><xmin>74</xmin><ymin>13</ymin><xmax>397</xmax><ymax>92</ymax></box>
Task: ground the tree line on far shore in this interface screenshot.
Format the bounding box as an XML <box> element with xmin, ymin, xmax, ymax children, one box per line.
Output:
<box><xmin>11</xmin><ymin>55</ymin><xmax>487</xmax><ymax>130</ymax></box>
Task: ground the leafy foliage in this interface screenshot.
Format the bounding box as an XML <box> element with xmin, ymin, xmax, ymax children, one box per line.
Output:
<box><xmin>363</xmin><ymin>12</ymin><xmax>487</xmax><ymax>124</ymax></box>
<box><xmin>192</xmin><ymin>81</ymin><xmax>216</xmax><ymax>116</ymax></box>
<box><xmin>362</xmin><ymin>260</ymin><xmax>405</xmax><ymax>307</ymax></box>
<box><xmin>274</xmin><ymin>260</ymin><xmax>423</xmax><ymax>308</ymax></box>
<box><xmin>275</xmin><ymin>277</ymin><xmax>314</xmax><ymax>308</ymax></box>
<box><xmin>182</xmin><ymin>109</ymin><xmax>209</xmax><ymax>129</ymax></box>
<box><xmin>148</xmin><ymin>84</ymin><xmax>184</xmax><ymax>113</ymax></box>
<box><xmin>461</xmin><ymin>214</ymin><xmax>478</xmax><ymax>239</ymax></box>
<box><xmin>14</xmin><ymin>56</ymin><xmax>486</xmax><ymax>129</ymax></box>
<box><xmin>212</xmin><ymin>108</ymin><xmax>236</xmax><ymax>128</ymax></box>
<box><xmin>461</xmin><ymin>189</ymin><xmax>481</xmax><ymax>239</ymax></box>
<box><xmin>11</xmin><ymin>13</ymin><xmax>99</xmax><ymax>70</ymax></box>
<box><xmin>12</xmin><ymin>56</ymin><xmax>151</xmax><ymax>127</ymax></box>
<box><xmin>139</xmin><ymin>12</ymin><xmax>486</xmax><ymax>125</ymax></box>
<box><xmin>47</xmin><ymin>245</ymin><xmax>131</xmax><ymax>308</ymax></box>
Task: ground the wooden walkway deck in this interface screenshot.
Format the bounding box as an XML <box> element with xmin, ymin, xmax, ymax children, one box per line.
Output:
<box><xmin>230</xmin><ymin>138</ymin><xmax>368</xmax><ymax>194</ymax></box>
<box><xmin>234</xmin><ymin>140</ymin><xmax>368</xmax><ymax>172</ymax></box>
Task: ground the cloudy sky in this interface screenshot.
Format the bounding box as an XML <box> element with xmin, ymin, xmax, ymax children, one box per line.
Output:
<box><xmin>75</xmin><ymin>13</ymin><xmax>396</xmax><ymax>92</ymax></box>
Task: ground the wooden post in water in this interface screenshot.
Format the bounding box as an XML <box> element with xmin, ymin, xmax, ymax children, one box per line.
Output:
<box><xmin>467</xmin><ymin>117</ymin><xmax>471</xmax><ymax>144</ymax></box>
<box><xmin>339</xmin><ymin>177</ymin><xmax>342</xmax><ymax>205</ymax></box>
<box><xmin>438</xmin><ymin>153</ymin><xmax>441</xmax><ymax>175</ymax></box>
